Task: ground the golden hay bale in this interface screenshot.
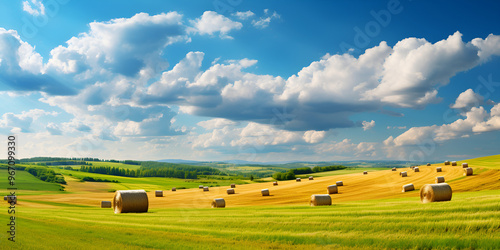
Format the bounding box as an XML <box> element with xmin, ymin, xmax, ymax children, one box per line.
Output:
<box><xmin>199</xmin><ymin>185</ymin><xmax>203</xmax><ymax>189</ymax></box>
<box><xmin>310</xmin><ymin>194</ymin><xmax>332</xmax><ymax>206</ymax></box>
<box><xmin>227</xmin><ymin>188</ymin><xmax>235</xmax><ymax>194</ymax></box>
<box><xmin>462</xmin><ymin>163</ymin><xmax>468</xmax><ymax>168</ymax></box>
<box><xmin>402</xmin><ymin>183</ymin><xmax>414</xmax><ymax>192</ymax></box>
<box><xmin>420</xmin><ymin>183</ymin><xmax>452</xmax><ymax>203</ymax></box>
<box><xmin>436</xmin><ymin>176</ymin><xmax>445</xmax><ymax>183</ymax></box>
<box><xmin>392</xmin><ymin>167</ymin><xmax>397</xmax><ymax>171</ymax></box>
<box><xmin>327</xmin><ymin>185</ymin><xmax>338</xmax><ymax>194</ymax></box>
<box><xmin>273</xmin><ymin>181</ymin><xmax>278</xmax><ymax>186</ymax></box>
<box><xmin>296</xmin><ymin>178</ymin><xmax>301</xmax><ymax>182</ymax></box>
<box><xmin>427</xmin><ymin>163</ymin><xmax>431</xmax><ymax>166</ymax></box>
<box><xmin>444</xmin><ymin>161</ymin><xmax>450</xmax><ymax>165</ymax></box>
<box><xmin>414</xmin><ymin>167</ymin><xmax>420</xmax><ymax>172</ymax></box>
<box><xmin>113</xmin><ymin>190</ymin><xmax>148</xmax><ymax>214</ymax></box>
<box><xmin>309</xmin><ymin>176</ymin><xmax>314</xmax><ymax>180</ymax></box>
<box><xmin>261</xmin><ymin>189</ymin><xmax>270</xmax><ymax>196</ymax></box>
<box><xmin>203</xmin><ymin>186</ymin><xmax>209</xmax><ymax>191</ymax></box>
<box><xmin>211</xmin><ymin>198</ymin><xmax>225</xmax><ymax>208</ymax></box>
<box><xmin>172</xmin><ymin>187</ymin><xmax>176</xmax><ymax>191</ymax></box>
<box><xmin>230</xmin><ymin>183</ymin><xmax>236</xmax><ymax>188</ymax></box>
<box><xmin>155</xmin><ymin>190</ymin><xmax>163</xmax><ymax>197</ymax></box>
<box><xmin>336</xmin><ymin>181</ymin><xmax>343</xmax><ymax>186</ymax></box>
<box><xmin>363</xmin><ymin>171</ymin><xmax>368</xmax><ymax>175</ymax></box>
<box><xmin>451</xmin><ymin>161</ymin><xmax>457</xmax><ymax>166</ymax></box>
<box><xmin>464</xmin><ymin>167</ymin><xmax>473</xmax><ymax>176</ymax></box>
<box><xmin>436</xmin><ymin>167</ymin><xmax>442</xmax><ymax>172</ymax></box>
<box><xmin>400</xmin><ymin>171</ymin><xmax>407</xmax><ymax>177</ymax></box>
<box><xmin>101</xmin><ymin>201</ymin><xmax>112</xmax><ymax>208</ymax></box>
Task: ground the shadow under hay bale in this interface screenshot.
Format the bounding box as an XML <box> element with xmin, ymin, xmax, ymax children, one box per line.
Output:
<box><xmin>402</xmin><ymin>183</ymin><xmax>414</xmax><ymax>192</ymax></box>
<box><xmin>101</xmin><ymin>201</ymin><xmax>112</xmax><ymax>208</ymax></box>
<box><xmin>113</xmin><ymin>190</ymin><xmax>148</xmax><ymax>214</ymax></box>
<box><xmin>230</xmin><ymin>184</ymin><xmax>236</xmax><ymax>188</ymax></box>
<box><xmin>261</xmin><ymin>189</ymin><xmax>270</xmax><ymax>196</ymax></box>
<box><xmin>464</xmin><ymin>167</ymin><xmax>473</xmax><ymax>176</ymax></box>
<box><xmin>155</xmin><ymin>190</ymin><xmax>163</xmax><ymax>197</ymax></box>
<box><xmin>327</xmin><ymin>185</ymin><xmax>338</xmax><ymax>194</ymax></box>
<box><xmin>310</xmin><ymin>194</ymin><xmax>332</xmax><ymax>206</ymax></box>
<box><xmin>211</xmin><ymin>198</ymin><xmax>225</xmax><ymax>208</ymax></box>
<box><xmin>436</xmin><ymin>176</ymin><xmax>445</xmax><ymax>183</ymax></box>
<box><xmin>436</xmin><ymin>167</ymin><xmax>442</xmax><ymax>172</ymax></box>
<box><xmin>336</xmin><ymin>181</ymin><xmax>343</xmax><ymax>186</ymax></box>
<box><xmin>227</xmin><ymin>188</ymin><xmax>235</xmax><ymax>195</ymax></box>
<box><xmin>420</xmin><ymin>183</ymin><xmax>452</xmax><ymax>203</ymax></box>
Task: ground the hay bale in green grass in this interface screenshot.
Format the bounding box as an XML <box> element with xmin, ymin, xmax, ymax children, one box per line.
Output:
<box><xmin>310</xmin><ymin>194</ymin><xmax>332</xmax><ymax>206</ymax></box>
<box><xmin>436</xmin><ymin>176</ymin><xmax>445</xmax><ymax>183</ymax></box>
<box><xmin>211</xmin><ymin>198</ymin><xmax>225</xmax><ymax>208</ymax></box>
<box><xmin>464</xmin><ymin>167</ymin><xmax>473</xmax><ymax>176</ymax></box>
<box><xmin>113</xmin><ymin>190</ymin><xmax>148</xmax><ymax>214</ymax></box>
<box><xmin>420</xmin><ymin>183</ymin><xmax>452</xmax><ymax>203</ymax></box>
<box><xmin>402</xmin><ymin>183</ymin><xmax>414</xmax><ymax>192</ymax></box>
<box><xmin>101</xmin><ymin>201</ymin><xmax>112</xmax><ymax>208</ymax></box>
<box><xmin>327</xmin><ymin>185</ymin><xmax>338</xmax><ymax>194</ymax></box>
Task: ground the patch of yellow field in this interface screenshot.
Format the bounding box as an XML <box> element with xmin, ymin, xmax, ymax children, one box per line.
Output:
<box><xmin>62</xmin><ymin>175</ymin><xmax>111</xmax><ymax>193</ymax></box>
<box><xmin>22</xmin><ymin>163</ymin><xmax>500</xmax><ymax>209</ymax></box>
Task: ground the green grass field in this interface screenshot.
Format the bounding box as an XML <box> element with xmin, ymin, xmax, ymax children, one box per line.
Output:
<box><xmin>0</xmin><ymin>170</ymin><xmax>63</xmax><ymax>195</ymax></box>
<box><xmin>463</xmin><ymin>154</ymin><xmax>500</xmax><ymax>169</ymax></box>
<box><xmin>3</xmin><ymin>189</ymin><xmax>499</xmax><ymax>249</ymax></box>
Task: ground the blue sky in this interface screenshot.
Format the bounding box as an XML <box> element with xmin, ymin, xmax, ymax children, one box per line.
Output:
<box><xmin>1</xmin><ymin>0</ymin><xmax>500</xmax><ymax>162</ymax></box>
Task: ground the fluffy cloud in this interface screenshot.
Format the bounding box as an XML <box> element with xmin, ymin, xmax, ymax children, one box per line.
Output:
<box><xmin>450</xmin><ymin>88</ymin><xmax>484</xmax><ymax>111</ymax></box>
<box><xmin>362</xmin><ymin>120</ymin><xmax>375</xmax><ymax>131</ymax></box>
<box><xmin>22</xmin><ymin>0</ymin><xmax>45</xmax><ymax>16</ymax></box>
<box><xmin>232</xmin><ymin>11</ymin><xmax>255</xmax><ymax>20</ymax></box>
<box><xmin>0</xmin><ymin>109</ymin><xmax>57</xmax><ymax>133</ymax></box>
<box><xmin>190</xmin><ymin>11</ymin><xmax>242</xmax><ymax>39</ymax></box>
<box><xmin>252</xmin><ymin>10</ymin><xmax>280</xmax><ymax>29</ymax></box>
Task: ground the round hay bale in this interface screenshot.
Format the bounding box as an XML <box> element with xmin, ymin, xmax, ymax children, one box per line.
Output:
<box><xmin>227</xmin><ymin>188</ymin><xmax>235</xmax><ymax>194</ymax></box>
<box><xmin>400</xmin><ymin>171</ymin><xmax>407</xmax><ymax>177</ymax></box>
<box><xmin>436</xmin><ymin>167</ymin><xmax>442</xmax><ymax>172</ymax></box>
<box><xmin>261</xmin><ymin>189</ymin><xmax>270</xmax><ymax>196</ymax></box>
<box><xmin>113</xmin><ymin>190</ymin><xmax>148</xmax><ymax>214</ymax></box>
<box><xmin>296</xmin><ymin>178</ymin><xmax>301</xmax><ymax>182</ymax></box>
<box><xmin>435</xmin><ymin>176</ymin><xmax>445</xmax><ymax>183</ymax></box>
<box><xmin>420</xmin><ymin>183</ymin><xmax>452</xmax><ymax>203</ymax></box>
<box><xmin>273</xmin><ymin>181</ymin><xmax>278</xmax><ymax>186</ymax></box>
<box><xmin>198</xmin><ymin>185</ymin><xmax>203</xmax><ymax>189</ymax></box>
<box><xmin>464</xmin><ymin>167</ymin><xmax>473</xmax><ymax>176</ymax></box>
<box><xmin>327</xmin><ymin>185</ymin><xmax>338</xmax><ymax>194</ymax></box>
<box><xmin>310</xmin><ymin>194</ymin><xmax>332</xmax><ymax>206</ymax></box>
<box><xmin>172</xmin><ymin>187</ymin><xmax>176</xmax><ymax>192</ymax></box>
<box><xmin>309</xmin><ymin>176</ymin><xmax>314</xmax><ymax>180</ymax></box>
<box><xmin>155</xmin><ymin>190</ymin><xmax>163</xmax><ymax>197</ymax></box>
<box><xmin>363</xmin><ymin>171</ymin><xmax>368</xmax><ymax>175</ymax></box>
<box><xmin>402</xmin><ymin>183</ymin><xmax>414</xmax><ymax>192</ymax></box>
<box><xmin>444</xmin><ymin>161</ymin><xmax>450</xmax><ymax>165</ymax></box>
<box><xmin>462</xmin><ymin>163</ymin><xmax>468</xmax><ymax>168</ymax></box>
<box><xmin>414</xmin><ymin>167</ymin><xmax>420</xmax><ymax>172</ymax></box>
<box><xmin>211</xmin><ymin>198</ymin><xmax>225</xmax><ymax>208</ymax></box>
<box><xmin>451</xmin><ymin>161</ymin><xmax>457</xmax><ymax>166</ymax></box>
<box><xmin>101</xmin><ymin>201</ymin><xmax>112</xmax><ymax>208</ymax></box>
<box><xmin>230</xmin><ymin>183</ymin><xmax>236</xmax><ymax>188</ymax></box>
<box><xmin>427</xmin><ymin>163</ymin><xmax>431</xmax><ymax>166</ymax></box>
<box><xmin>203</xmin><ymin>186</ymin><xmax>209</xmax><ymax>192</ymax></box>
<box><xmin>336</xmin><ymin>181</ymin><xmax>343</xmax><ymax>186</ymax></box>
<box><xmin>392</xmin><ymin>167</ymin><xmax>397</xmax><ymax>171</ymax></box>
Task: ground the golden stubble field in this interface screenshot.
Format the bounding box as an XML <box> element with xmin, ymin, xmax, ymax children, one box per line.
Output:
<box><xmin>21</xmin><ymin>162</ymin><xmax>500</xmax><ymax>209</ymax></box>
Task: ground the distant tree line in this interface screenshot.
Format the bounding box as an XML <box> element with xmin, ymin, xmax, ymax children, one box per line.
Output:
<box><xmin>273</xmin><ymin>165</ymin><xmax>346</xmax><ymax>180</ymax></box>
<box><xmin>81</xmin><ymin>177</ymin><xmax>119</xmax><ymax>183</ymax></box>
<box><xmin>25</xmin><ymin>166</ymin><xmax>66</xmax><ymax>184</ymax></box>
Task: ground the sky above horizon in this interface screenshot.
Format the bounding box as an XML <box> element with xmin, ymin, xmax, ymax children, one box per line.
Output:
<box><xmin>1</xmin><ymin>0</ymin><xmax>500</xmax><ymax>162</ymax></box>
